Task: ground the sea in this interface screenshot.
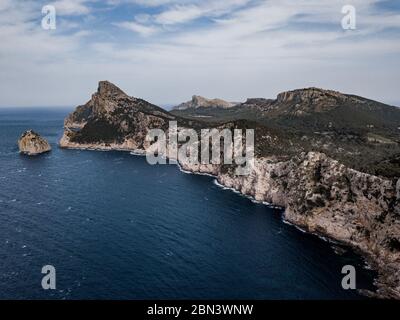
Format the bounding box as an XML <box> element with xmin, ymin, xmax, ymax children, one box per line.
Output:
<box><xmin>0</xmin><ymin>108</ymin><xmax>377</xmax><ymax>299</ymax></box>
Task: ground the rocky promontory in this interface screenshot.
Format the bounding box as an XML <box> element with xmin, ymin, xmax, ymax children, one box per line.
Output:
<box><xmin>18</xmin><ymin>130</ymin><xmax>51</xmax><ymax>155</ymax></box>
<box><xmin>60</xmin><ymin>81</ymin><xmax>400</xmax><ymax>299</ymax></box>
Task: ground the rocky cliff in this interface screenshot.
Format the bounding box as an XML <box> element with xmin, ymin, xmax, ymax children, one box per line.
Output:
<box><xmin>61</xmin><ymin>81</ymin><xmax>177</xmax><ymax>150</ymax></box>
<box><xmin>205</xmin><ymin>153</ymin><xmax>400</xmax><ymax>299</ymax></box>
<box><xmin>172</xmin><ymin>87</ymin><xmax>400</xmax><ymax>179</ymax></box>
<box><xmin>18</xmin><ymin>130</ymin><xmax>51</xmax><ymax>155</ymax></box>
<box><xmin>60</xmin><ymin>81</ymin><xmax>400</xmax><ymax>299</ymax></box>
<box><xmin>177</xmin><ymin>151</ymin><xmax>400</xmax><ymax>299</ymax></box>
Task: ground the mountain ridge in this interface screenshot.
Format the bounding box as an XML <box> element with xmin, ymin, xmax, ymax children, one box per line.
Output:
<box><xmin>172</xmin><ymin>86</ymin><xmax>400</xmax><ymax>178</ymax></box>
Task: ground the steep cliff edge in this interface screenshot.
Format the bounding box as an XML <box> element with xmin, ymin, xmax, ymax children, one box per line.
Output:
<box><xmin>212</xmin><ymin>153</ymin><xmax>400</xmax><ymax>299</ymax></box>
<box><xmin>61</xmin><ymin>81</ymin><xmax>177</xmax><ymax>150</ymax></box>
<box><xmin>60</xmin><ymin>81</ymin><xmax>400</xmax><ymax>299</ymax></box>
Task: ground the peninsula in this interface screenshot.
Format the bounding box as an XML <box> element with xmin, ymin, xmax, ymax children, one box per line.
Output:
<box><xmin>60</xmin><ymin>81</ymin><xmax>400</xmax><ymax>299</ymax></box>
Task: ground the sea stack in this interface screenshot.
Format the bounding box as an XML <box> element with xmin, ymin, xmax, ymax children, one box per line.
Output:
<box><xmin>18</xmin><ymin>130</ymin><xmax>51</xmax><ymax>155</ymax></box>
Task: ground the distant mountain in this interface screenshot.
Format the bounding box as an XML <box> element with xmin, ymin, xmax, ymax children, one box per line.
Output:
<box><xmin>237</xmin><ymin>87</ymin><xmax>400</xmax><ymax>129</ymax></box>
<box><xmin>173</xmin><ymin>87</ymin><xmax>400</xmax><ymax>126</ymax></box>
<box><xmin>172</xmin><ymin>87</ymin><xmax>400</xmax><ymax>178</ymax></box>
<box><xmin>172</xmin><ymin>95</ymin><xmax>238</xmax><ymax>111</ymax></box>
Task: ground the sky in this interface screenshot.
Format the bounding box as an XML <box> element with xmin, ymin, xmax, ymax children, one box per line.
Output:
<box><xmin>0</xmin><ymin>0</ymin><xmax>399</xmax><ymax>107</ymax></box>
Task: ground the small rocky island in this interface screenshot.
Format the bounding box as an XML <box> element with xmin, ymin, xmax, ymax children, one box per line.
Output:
<box><xmin>18</xmin><ymin>130</ymin><xmax>51</xmax><ymax>155</ymax></box>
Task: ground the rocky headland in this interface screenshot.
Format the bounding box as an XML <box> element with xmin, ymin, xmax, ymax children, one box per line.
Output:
<box><xmin>18</xmin><ymin>130</ymin><xmax>51</xmax><ymax>155</ymax></box>
<box><xmin>60</xmin><ymin>81</ymin><xmax>400</xmax><ymax>299</ymax></box>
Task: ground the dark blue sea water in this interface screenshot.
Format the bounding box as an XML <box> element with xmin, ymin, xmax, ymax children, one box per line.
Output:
<box><xmin>0</xmin><ymin>108</ymin><xmax>377</xmax><ymax>300</ymax></box>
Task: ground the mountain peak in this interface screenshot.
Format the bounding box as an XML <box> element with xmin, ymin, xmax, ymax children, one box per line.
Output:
<box><xmin>97</xmin><ymin>81</ymin><xmax>127</xmax><ymax>98</ymax></box>
<box><xmin>64</xmin><ymin>80</ymin><xmax>175</xmax><ymax>131</ymax></box>
<box><xmin>191</xmin><ymin>95</ymin><xmax>212</xmax><ymax>106</ymax></box>
<box><xmin>173</xmin><ymin>95</ymin><xmax>237</xmax><ymax>110</ymax></box>
<box><xmin>277</xmin><ymin>87</ymin><xmax>347</xmax><ymax>103</ymax></box>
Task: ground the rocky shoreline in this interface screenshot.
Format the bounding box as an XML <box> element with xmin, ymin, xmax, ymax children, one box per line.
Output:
<box><xmin>59</xmin><ymin>135</ymin><xmax>400</xmax><ymax>299</ymax></box>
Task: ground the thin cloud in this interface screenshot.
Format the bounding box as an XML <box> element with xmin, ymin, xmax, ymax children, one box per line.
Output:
<box><xmin>152</xmin><ymin>0</ymin><xmax>251</xmax><ymax>25</ymax></box>
<box><xmin>52</xmin><ymin>0</ymin><xmax>93</xmax><ymax>15</ymax></box>
<box><xmin>114</xmin><ymin>21</ymin><xmax>159</xmax><ymax>36</ymax></box>
<box><xmin>0</xmin><ymin>0</ymin><xmax>399</xmax><ymax>106</ymax></box>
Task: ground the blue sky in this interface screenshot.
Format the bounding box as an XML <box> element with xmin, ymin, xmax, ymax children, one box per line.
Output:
<box><xmin>0</xmin><ymin>0</ymin><xmax>399</xmax><ymax>107</ymax></box>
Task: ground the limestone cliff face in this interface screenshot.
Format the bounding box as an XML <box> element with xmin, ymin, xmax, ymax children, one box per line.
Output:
<box><xmin>179</xmin><ymin>152</ymin><xmax>400</xmax><ymax>298</ymax></box>
<box><xmin>18</xmin><ymin>130</ymin><xmax>51</xmax><ymax>155</ymax></box>
<box><xmin>215</xmin><ymin>153</ymin><xmax>400</xmax><ymax>299</ymax></box>
<box><xmin>61</xmin><ymin>81</ymin><xmax>400</xmax><ymax>299</ymax></box>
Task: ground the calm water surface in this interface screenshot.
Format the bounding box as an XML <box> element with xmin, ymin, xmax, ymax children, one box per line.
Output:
<box><xmin>0</xmin><ymin>108</ymin><xmax>376</xmax><ymax>299</ymax></box>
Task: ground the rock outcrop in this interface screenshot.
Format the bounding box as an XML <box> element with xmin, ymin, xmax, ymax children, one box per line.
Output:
<box><xmin>234</xmin><ymin>87</ymin><xmax>384</xmax><ymax>117</ymax></box>
<box><xmin>173</xmin><ymin>95</ymin><xmax>237</xmax><ymax>110</ymax></box>
<box><xmin>18</xmin><ymin>130</ymin><xmax>51</xmax><ymax>155</ymax></box>
<box><xmin>61</xmin><ymin>81</ymin><xmax>178</xmax><ymax>150</ymax></box>
<box><xmin>60</xmin><ymin>81</ymin><xmax>400</xmax><ymax>299</ymax></box>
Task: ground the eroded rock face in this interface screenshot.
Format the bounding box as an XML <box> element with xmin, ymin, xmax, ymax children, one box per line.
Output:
<box><xmin>18</xmin><ymin>130</ymin><xmax>51</xmax><ymax>155</ymax></box>
<box><xmin>234</xmin><ymin>87</ymin><xmax>383</xmax><ymax>117</ymax></box>
<box><xmin>61</xmin><ymin>81</ymin><xmax>176</xmax><ymax>148</ymax></box>
<box><xmin>210</xmin><ymin>152</ymin><xmax>400</xmax><ymax>299</ymax></box>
